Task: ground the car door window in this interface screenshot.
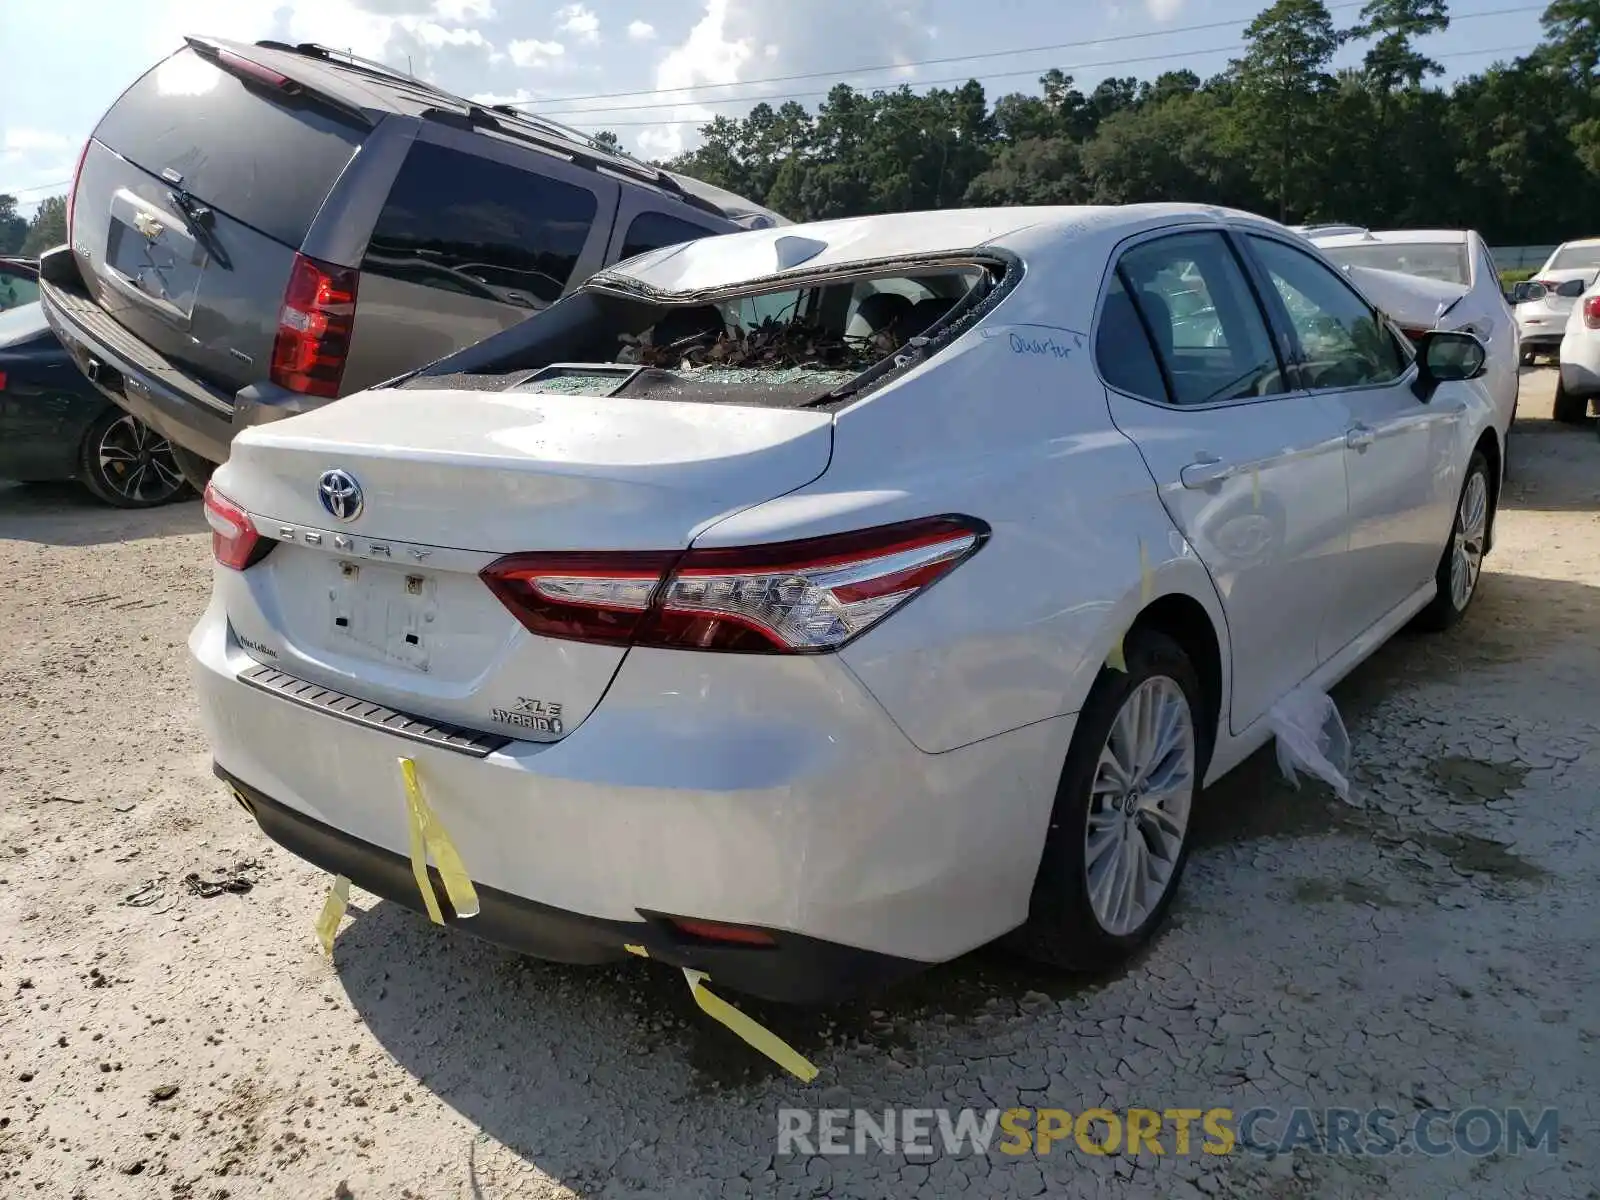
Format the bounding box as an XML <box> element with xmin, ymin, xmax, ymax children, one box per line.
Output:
<box><xmin>1247</xmin><ymin>235</ymin><xmax>1409</xmax><ymax>391</ymax></box>
<box><xmin>1095</xmin><ymin>273</ymin><xmax>1169</xmax><ymax>402</ymax></box>
<box><xmin>621</xmin><ymin>210</ymin><xmax>720</xmax><ymax>261</ymax></box>
<box><xmin>363</xmin><ymin>141</ymin><xmax>600</xmax><ymax>310</ymax></box>
<box><xmin>1113</xmin><ymin>231</ymin><xmax>1285</xmax><ymax>406</ymax></box>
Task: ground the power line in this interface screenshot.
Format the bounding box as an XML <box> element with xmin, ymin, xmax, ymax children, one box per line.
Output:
<box><xmin>3</xmin><ymin>179</ymin><xmax>70</xmax><ymax>197</ymax></box>
<box><xmin>554</xmin><ymin>42</ymin><xmax>1536</xmax><ymax>129</ymax></box>
<box><xmin>520</xmin><ymin>0</ymin><xmax>1541</xmax><ymax>115</ymax></box>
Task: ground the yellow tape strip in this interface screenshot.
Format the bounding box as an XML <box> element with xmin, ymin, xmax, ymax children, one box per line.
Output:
<box><xmin>1252</xmin><ymin>468</ymin><xmax>1262</xmax><ymax>511</ymax></box>
<box><xmin>624</xmin><ymin>944</ymin><xmax>650</xmax><ymax>958</ymax></box>
<box><xmin>314</xmin><ymin>874</ymin><xmax>351</xmax><ymax>956</ymax></box>
<box><xmin>399</xmin><ymin>757</ymin><xmax>480</xmax><ymax>922</ymax></box>
<box><xmin>682</xmin><ymin>969</ymin><xmax>819</xmax><ymax>1082</ymax></box>
<box><xmin>1106</xmin><ymin>540</ymin><xmax>1154</xmax><ymax>674</ymax></box>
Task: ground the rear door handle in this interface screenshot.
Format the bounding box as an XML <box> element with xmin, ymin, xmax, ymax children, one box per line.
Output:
<box><xmin>1180</xmin><ymin>457</ymin><xmax>1237</xmax><ymax>488</ymax></box>
<box><xmin>1345</xmin><ymin>424</ymin><xmax>1375</xmax><ymax>450</ymax></box>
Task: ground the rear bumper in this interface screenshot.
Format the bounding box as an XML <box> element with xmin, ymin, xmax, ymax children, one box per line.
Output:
<box><xmin>219</xmin><ymin>766</ymin><xmax>922</xmax><ymax>1004</ymax></box>
<box><xmin>188</xmin><ymin>595</ymin><xmax>1070</xmax><ymax>1000</ymax></box>
<box><xmin>37</xmin><ymin>249</ymin><xmax>235</xmax><ymax>463</ymax></box>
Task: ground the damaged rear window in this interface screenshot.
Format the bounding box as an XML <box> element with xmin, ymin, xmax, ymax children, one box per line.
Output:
<box><xmin>404</xmin><ymin>262</ymin><xmax>1000</xmax><ymax>409</ymax></box>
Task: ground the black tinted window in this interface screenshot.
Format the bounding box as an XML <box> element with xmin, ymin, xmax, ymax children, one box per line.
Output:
<box><xmin>93</xmin><ymin>49</ymin><xmax>364</xmax><ymax>247</ymax></box>
<box><xmin>364</xmin><ymin>141</ymin><xmax>599</xmax><ymax>309</ymax></box>
<box><xmin>622</xmin><ymin>210</ymin><xmax>719</xmax><ymax>261</ymax></box>
<box><xmin>1096</xmin><ymin>274</ymin><xmax>1168</xmax><ymax>402</ymax></box>
<box><xmin>1248</xmin><ymin>236</ymin><xmax>1408</xmax><ymax>389</ymax></box>
<box><xmin>1117</xmin><ymin>232</ymin><xmax>1285</xmax><ymax>406</ymax></box>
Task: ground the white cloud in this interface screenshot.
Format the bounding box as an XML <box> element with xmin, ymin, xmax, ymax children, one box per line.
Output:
<box><xmin>508</xmin><ymin>38</ymin><xmax>566</xmax><ymax>68</ymax></box>
<box><xmin>432</xmin><ymin>0</ymin><xmax>494</xmax><ymax>18</ymax></box>
<box><xmin>629</xmin><ymin>0</ymin><xmax>931</xmax><ymax>159</ymax></box>
<box><xmin>1145</xmin><ymin>0</ymin><xmax>1185</xmax><ymax>20</ymax></box>
<box><xmin>628</xmin><ymin>20</ymin><xmax>656</xmax><ymax>41</ymax></box>
<box><xmin>556</xmin><ymin>4</ymin><xmax>600</xmax><ymax>44</ymax></box>
<box><xmin>3</xmin><ymin>128</ymin><xmax>73</xmax><ymax>155</ymax></box>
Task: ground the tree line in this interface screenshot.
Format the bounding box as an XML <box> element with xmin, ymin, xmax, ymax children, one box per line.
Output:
<box><xmin>658</xmin><ymin>0</ymin><xmax>1600</xmax><ymax>245</ymax></box>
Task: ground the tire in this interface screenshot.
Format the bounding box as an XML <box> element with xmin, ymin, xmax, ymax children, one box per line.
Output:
<box><xmin>77</xmin><ymin>410</ymin><xmax>191</xmax><ymax>509</ymax></box>
<box><xmin>1415</xmin><ymin>450</ymin><xmax>1491</xmax><ymax>632</ymax></box>
<box><xmin>170</xmin><ymin>444</ymin><xmax>219</xmax><ymax>492</ymax></box>
<box><xmin>1010</xmin><ymin>630</ymin><xmax>1212</xmax><ymax>972</ymax></box>
<box><xmin>1519</xmin><ymin>349</ymin><xmax>1534</xmax><ymax>368</ymax></box>
<box><xmin>1551</xmin><ymin>376</ymin><xmax>1589</xmax><ymax>424</ymax></box>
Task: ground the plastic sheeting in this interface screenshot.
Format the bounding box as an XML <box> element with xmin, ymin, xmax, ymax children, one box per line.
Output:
<box><xmin>1268</xmin><ymin>686</ymin><xmax>1357</xmax><ymax>805</ymax></box>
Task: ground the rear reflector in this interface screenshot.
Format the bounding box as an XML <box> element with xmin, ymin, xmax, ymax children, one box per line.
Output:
<box><xmin>482</xmin><ymin>516</ymin><xmax>988</xmax><ymax>654</ymax></box>
<box><xmin>1585</xmin><ymin>296</ymin><xmax>1600</xmax><ymax>329</ymax></box>
<box><xmin>270</xmin><ymin>253</ymin><xmax>359</xmax><ymax>399</ymax></box>
<box><xmin>203</xmin><ymin>482</ymin><xmax>269</xmax><ymax>570</ymax></box>
<box><xmin>667</xmin><ymin>918</ymin><xmax>777</xmax><ymax>947</ymax></box>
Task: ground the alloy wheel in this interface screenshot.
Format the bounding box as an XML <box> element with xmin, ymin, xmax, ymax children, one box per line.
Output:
<box><xmin>1084</xmin><ymin>675</ymin><xmax>1197</xmax><ymax>936</ymax></box>
<box><xmin>1449</xmin><ymin>469</ymin><xmax>1489</xmax><ymax>611</ymax></box>
<box><xmin>96</xmin><ymin>415</ymin><xmax>186</xmax><ymax>504</ymax></box>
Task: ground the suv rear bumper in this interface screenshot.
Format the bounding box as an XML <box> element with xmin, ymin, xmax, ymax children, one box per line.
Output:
<box><xmin>38</xmin><ymin>248</ymin><xmax>235</xmax><ymax>463</ymax></box>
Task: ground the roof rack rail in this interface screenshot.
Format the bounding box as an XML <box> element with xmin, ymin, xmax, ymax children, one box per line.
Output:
<box><xmin>418</xmin><ymin>105</ymin><xmax>726</xmax><ymax>219</ymax></box>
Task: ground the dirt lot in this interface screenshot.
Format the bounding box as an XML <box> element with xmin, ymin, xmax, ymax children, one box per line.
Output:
<box><xmin>2</xmin><ymin>369</ymin><xmax>1597</xmax><ymax>1199</ymax></box>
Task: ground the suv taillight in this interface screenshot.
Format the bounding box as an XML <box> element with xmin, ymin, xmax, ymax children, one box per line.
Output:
<box><xmin>1585</xmin><ymin>296</ymin><xmax>1600</xmax><ymax>329</ymax></box>
<box><xmin>65</xmin><ymin>138</ymin><xmax>91</xmax><ymax>251</ymax></box>
<box><xmin>481</xmin><ymin>516</ymin><xmax>987</xmax><ymax>654</ymax></box>
<box><xmin>270</xmin><ymin>253</ymin><xmax>358</xmax><ymax>398</ymax></box>
<box><xmin>203</xmin><ymin>482</ymin><xmax>270</xmax><ymax>570</ymax></box>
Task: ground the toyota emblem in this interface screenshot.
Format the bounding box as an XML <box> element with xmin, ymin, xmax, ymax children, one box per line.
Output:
<box><xmin>317</xmin><ymin>469</ymin><xmax>363</xmax><ymax>522</ymax></box>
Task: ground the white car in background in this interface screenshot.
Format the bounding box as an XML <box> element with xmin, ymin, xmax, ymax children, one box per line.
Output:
<box><xmin>1556</xmin><ymin>276</ymin><xmax>1600</xmax><ymax>422</ymax></box>
<box><xmin>191</xmin><ymin>205</ymin><xmax>1501</xmax><ymax>1002</ymax></box>
<box><xmin>1513</xmin><ymin>238</ymin><xmax>1600</xmax><ymax>364</ymax></box>
<box><xmin>1311</xmin><ymin>228</ymin><xmax>1519</xmax><ymax>443</ymax></box>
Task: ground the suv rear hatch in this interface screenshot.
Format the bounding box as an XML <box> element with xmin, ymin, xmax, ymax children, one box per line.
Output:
<box><xmin>66</xmin><ymin>43</ymin><xmax>367</xmax><ymax>398</ymax></box>
<box><xmin>213</xmin><ymin>385</ymin><xmax>834</xmax><ymax>741</ymax></box>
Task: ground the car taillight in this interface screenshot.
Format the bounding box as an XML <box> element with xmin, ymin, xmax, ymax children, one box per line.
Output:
<box><xmin>203</xmin><ymin>482</ymin><xmax>270</xmax><ymax>570</ymax></box>
<box><xmin>0</xmin><ymin>371</ymin><xmax>8</xmax><ymax>392</ymax></box>
<box><xmin>270</xmin><ymin>253</ymin><xmax>358</xmax><ymax>398</ymax></box>
<box><xmin>65</xmin><ymin>137</ymin><xmax>91</xmax><ymax>250</ymax></box>
<box><xmin>1585</xmin><ymin>296</ymin><xmax>1600</xmax><ymax>329</ymax></box>
<box><xmin>481</xmin><ymin>516</ymin><xmax>987</xmax><ymax>654</ymax></box>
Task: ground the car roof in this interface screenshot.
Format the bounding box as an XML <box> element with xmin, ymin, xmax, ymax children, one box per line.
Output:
<box><xmin>190</xmin><ymin>37</ymin><xmax>782</xmax><ymax>227</ymax></box>
<box><xmin>595</xmin><ymin>203</ymin><xmax>1268</xmax><ymax>295</ymax></box>
<box><xmin>1313</xmin><ymin>229</ymin><xmax>1472</xmax><ymax>247</ymax></box>
<box><xmin>1553</xmin><ymin>237</ymin><xmax>1600</xmax><ymax>251</ymax></box>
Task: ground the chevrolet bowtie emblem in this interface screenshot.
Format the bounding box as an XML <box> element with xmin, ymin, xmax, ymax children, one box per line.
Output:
<box><xmin>133</xmin><ymin>211</ymin><xmax>164</xmax><ymax>240</ymax></box>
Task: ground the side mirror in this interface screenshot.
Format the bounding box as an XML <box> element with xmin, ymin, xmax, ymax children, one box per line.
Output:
<box><xmin>1413</xmin><ymin>330</ymin><xmax>1487</xmax><ymax>400</ymax></box>
<box><xmin>1555</xmin><ymin>278</ymin><xmax>1588</xmax><ymax>299</ymax></box>
<box><xmin>1509</xmin><ymin>281</ymin><xmax>1544</xmax><ymax>304</ymax></box>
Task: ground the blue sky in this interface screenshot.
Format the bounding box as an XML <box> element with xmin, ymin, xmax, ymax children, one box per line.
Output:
<box><xmin>1</xmin><ymin>0</ymin><xmax>1549</xmax><ymax>213</ymax></box>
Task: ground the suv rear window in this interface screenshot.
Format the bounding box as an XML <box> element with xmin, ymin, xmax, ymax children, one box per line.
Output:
<box><xmin>362</xmin><ymin>141</ymin><xmax>600</xmax><ymax>310</ymax></box>
<box><xmin>92</xmin><ymin>49</ymin><xmax>364</xmax><ymax>248</ymax></box>
<box><xmin>621</xmin><ymin>210</ymin><xmax>720</xmax><ymax>262</ymax></box>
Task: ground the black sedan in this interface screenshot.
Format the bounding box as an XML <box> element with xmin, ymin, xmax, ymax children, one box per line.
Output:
<box><xmin>1</xmin><ymin>303</ymin><xmax>188</xmax><ymax>508</ymax></box>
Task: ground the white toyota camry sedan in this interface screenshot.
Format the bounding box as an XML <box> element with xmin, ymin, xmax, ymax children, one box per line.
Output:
<box><xmin>192</xmin><ymin>204</ymin><xmax>1501</xmax><ymax>1003</ymax></box>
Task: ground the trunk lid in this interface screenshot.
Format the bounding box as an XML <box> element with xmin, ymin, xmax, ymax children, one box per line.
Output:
<box><xmin>73</xmin><ymin>47</ymin><xmax>366</xmax><ymax>398</ymax></box>
<box><xmin>1342</xmin><ymin>264</ymin><xmax>1468</xmax><ymax>332</ymax></box>
<box><xmin>214</xmin><ymin>386</ymin><xmax>834</xmax><ymax>739</ymax></box>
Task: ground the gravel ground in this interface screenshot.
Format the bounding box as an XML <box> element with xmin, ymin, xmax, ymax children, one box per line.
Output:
<box><xmin>2</xmin><ymin>369</ymin><xmax>1597</xmax><ymax>1199</ymax></box>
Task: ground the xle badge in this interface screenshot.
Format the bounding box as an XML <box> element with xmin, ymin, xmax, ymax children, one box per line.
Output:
<box><xmin>491</xmin><ymin>698</ymin><xmax>564</xmax><ymax>736</ymax></box>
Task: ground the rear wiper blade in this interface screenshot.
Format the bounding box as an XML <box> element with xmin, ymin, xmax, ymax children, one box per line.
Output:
<box><xmin>167</xmin><ymin>188</ymin><xmax>231</xmax><ymax>271</ymax></box>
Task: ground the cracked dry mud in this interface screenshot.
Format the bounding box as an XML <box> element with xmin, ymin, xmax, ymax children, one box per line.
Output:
<box><xmin>2</xmin><ymin>369</ymin><xmax>1596</xmax><ymax>1199</ymax></box>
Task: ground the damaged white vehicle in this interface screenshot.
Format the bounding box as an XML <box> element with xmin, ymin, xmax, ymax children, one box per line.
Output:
<box><xmin>192</xmin><ymin>205</ymin><xmax>1502</xmax><ymax>1003</ymax></box>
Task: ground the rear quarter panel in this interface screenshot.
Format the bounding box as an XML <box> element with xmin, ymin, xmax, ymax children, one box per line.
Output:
<box><xmin>695</xmin><ymin>220</ymin><xmax>1231</xmax><ymax>754</ymax></box>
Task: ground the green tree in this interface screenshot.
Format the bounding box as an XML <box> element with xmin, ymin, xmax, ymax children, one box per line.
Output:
<box><xmin>0</xmin><ymin>195</ymin><xmax>27</xmax><ymax>256</ymax></box>
<box><xmin>1351</xmin><ymin>0</ymin><xmax>1451</xmax><ymax>93</ymax></box>
<box><xmin>1229</xmin><ymin>0</ymin><xmax>1342</xmax><ymax>221</ymax></box>
<box><xmin>1540</xmin><ymin>0</ymin><xmax>1600</xmax><ymax>77</ymax></box>
<box><xmin>20</xmin><ymin>196</ymin><xmax>67</xmax><ymax>256</ymax></box>
<box><xmin>589</xmin><ymin>130</ymin><xmax>623</xmax><ymax>154</ymax></box>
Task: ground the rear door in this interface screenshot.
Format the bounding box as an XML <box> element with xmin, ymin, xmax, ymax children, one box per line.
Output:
<box><xmin>1099</xmin><ymin>229</ymin><xmax>1352</xmax><ymax>734</ymax></box>
<box><xmin>75</xmin><ymin>46</ymin><xmax>367</xmax><ymax>395</ymax></box>
<box><xmin>343</xmin><ymin>130</ymin><xmax>620</xmax><ymax>391</ymax></box>
<box><xmin>605</xmin><ymin>198</ymin><xmax>728</xmax><ymax>269</ymax></box>
<box><xmin>1244</xmin><ymin>233</ymin><xmax>1462</xmax><ymax>654</ymax></box>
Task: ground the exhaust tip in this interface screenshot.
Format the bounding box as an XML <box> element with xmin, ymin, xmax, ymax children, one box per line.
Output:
<box><xmin>229</xmin><ymin>787</ymin><xmax>255</xmax><ymax>817</ymax></box>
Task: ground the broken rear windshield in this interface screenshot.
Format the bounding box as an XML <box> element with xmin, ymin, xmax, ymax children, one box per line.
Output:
<box><xmin>405</xmin><ymin>262</ymin><xmax>998</xmax><ymax>409</ymax></box>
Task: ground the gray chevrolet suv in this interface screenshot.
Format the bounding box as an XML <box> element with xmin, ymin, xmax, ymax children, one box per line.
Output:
<box><xmin>38</xmin><ymin>37</ymin><xmax>781</xmax><ymax>489</ymax></box>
